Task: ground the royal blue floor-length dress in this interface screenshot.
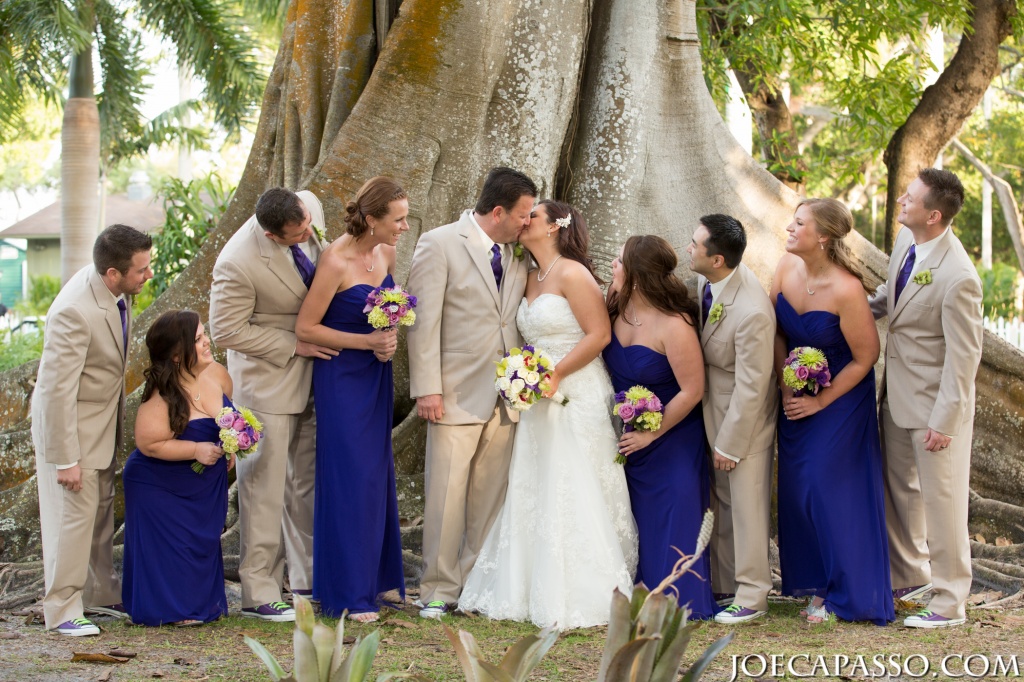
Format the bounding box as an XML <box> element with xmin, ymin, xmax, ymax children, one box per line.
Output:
<box><xmin>603</xmin><ymin>333</ymin><xmax>716</xmax><ymax>619</ymax></box>
<box><xmin>776</xmin><ymin>293</ymin><xmax>894</xmax><ymax>624</ymax></box>
<box><xmin>312</xmin><ymin>274</ymin><xmax>405</xmax><ymax>617</ymax></box>
<box><xmin>122</xmin><ymin>396</ymin><xmax>230</xmax><ymax>626</ymax></box>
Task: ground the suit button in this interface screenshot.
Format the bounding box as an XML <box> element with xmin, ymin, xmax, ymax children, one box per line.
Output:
<box><xmin>502</xmin><ymin>322</ymin><xmax>507</xmax><ymax>327</ymax></box>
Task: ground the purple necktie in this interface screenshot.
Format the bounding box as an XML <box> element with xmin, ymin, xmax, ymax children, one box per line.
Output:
<box><xmin>894</xmin><ymin>243</ymin><xmax>916</xmax><ymax>304</ymax></box>
<box><xmin>701</xmin><ymin>281</ymin><xmax>713</xmax><ymax>327</ymax></box>
<box><xmin>116</xmin><ymin>298</ymin><xmax>128</xmax><ymax>355</ymax></box>
<box><xmin>490</xmin><ymin>244</ymin><xmax>503</xmax><ymax>291</ymax></box>
<box><xmin>290</xmin><ymin>244</ymin><xmax>316</xmax><ymax>288</ymax></box>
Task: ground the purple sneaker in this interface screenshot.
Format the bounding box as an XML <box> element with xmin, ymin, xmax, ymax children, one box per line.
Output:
<box><xmin>53</xmin><ymin>618</ymin><xmax>100</xmax><ymax>636</ymax></box>
<box><xmin>714</xmin><ymin>604</ymin><xmax>767</xmax><ymax>624</ymax></box>
<box><xmin>893</xmin><ymin>583</ymin><xmax>932</xmax><ymax>602</ymax></box>
<box><xmin>904</xmin><ymin>609</ymin><xmax>965</xmax><ymax>629</ymax></box>
<box><xmin>86</xmin><ymin>603</ymin><xmax>128</xmax><ymax>619</ymax></box>
<box><xmin>241</xmin><ymin>601</ymin><xmax>296</xmax><ymax>622</ymax></box>
<box><xmin>418</xmin><ymin>600</ymin><xmax>449</xmax><ymax>620</ymax></box>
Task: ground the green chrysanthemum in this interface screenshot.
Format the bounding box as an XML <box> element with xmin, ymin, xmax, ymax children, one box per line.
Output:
<box><xmin>240</xmin><ymin>407</ymin><xmax>263</xmax><ymax>431</ymax></box>
<box><xmin>782</xmin><ymin>365</ymin><xmax>803</xmax><ymax>390</ymax></box>
<box><xmin>624</xmin><ymin>385</ymin><xmax>653</xmax><ymax>402</ymax></box>
<box><xmin>367</xmin><ymin>308</ymin><xmax>389</xmax><ymax>328</ymax></box>
<box><xmin>798</xmin><ymin>347</ymin><xmax>826</xmax><ymax>369</ymax></box>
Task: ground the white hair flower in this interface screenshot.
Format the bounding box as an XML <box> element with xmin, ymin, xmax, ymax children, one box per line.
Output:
<box><xmin>555</xmin><ymin>215</ymin><xmax>571</xmax><ymax>229</ymax></box>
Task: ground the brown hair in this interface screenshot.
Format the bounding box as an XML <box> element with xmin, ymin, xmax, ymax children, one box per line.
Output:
<box><xmin>538</xmin><ymin>200</ymin><xmax>602</xmax><ymax>284</ymax></box>
<box><xmin>256</xmin><ymin>188</ymin><xmax>306</xmax><ymax>237</ymax></box>
<box><xmin>798</xmin><ymin>198</ymin><xmax>875</xmax><ymax>295</ymax></box>
<box><xmin>141</xmin><ymin>310</ymin><xmax>201</xmax><ymax>437</ymax></box>
<box><xmin>607</xmin><ymin>235</ymin><xmax>698</xmax><ymax>327</ymax></box>
<box><xmin>93</xmin><ymin>224</ymin><xmax>152</xmax><ymax>275</ymax></box>
<box><xmin>917</xmin><ymin>167</ymin><xmax>965</xmax><ymax>226</ymax></box>
<box><xmin>344</xmin><ymin>176</ymin><xmax>408</xmax><ymax>238</ymax></box>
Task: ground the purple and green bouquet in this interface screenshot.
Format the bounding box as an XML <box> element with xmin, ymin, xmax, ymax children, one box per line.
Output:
<box><xmin>192</xmin><ymin>405</ymin><xmax>263</xmax><ymax>474</ymax></box>
<box><xmin>782</xmin><ymin>346</ymin><xmax>831</xmax><ymax>396</ymax></box>
<box><xmin>613</xmin><ymin>385</ymin><xmax>664</xmax><ymax>464</ymax></box>
<box><xmin>495</xmin><ymin>345</ymin><xmax>569</xmax><ymax>411</ymax></box>
<box><xmin>364</xmin><ymin>284</ymin><xmax>417</xmax><ymax>331</ymax></box>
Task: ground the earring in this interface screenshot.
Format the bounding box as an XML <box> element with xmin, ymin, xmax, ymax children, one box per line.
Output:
<box><xmin>633</xmin><ymin>283</ymin><xmax>637</xmax><ymax>290</ymax></box>
<box><xmin>820</xmin><ymin>242</ymin><xmax>824</xmax><ymax>250</ymax></box>
<box><xmin>371</xmin><ymin>226</ymin><xmax>375</xmax><ymax>236</ymax></box>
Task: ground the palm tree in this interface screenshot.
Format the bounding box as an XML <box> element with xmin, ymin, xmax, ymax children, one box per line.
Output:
<box><xmin>0</xmin><ymin>0</ymin><xmax>268</xmax><ymax>282</ymax></box>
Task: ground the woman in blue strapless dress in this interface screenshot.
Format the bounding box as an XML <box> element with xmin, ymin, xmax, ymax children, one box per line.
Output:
<box><xmin>296</xmin><ymin>177</ymin><xmax>411</xmax><ymax>622</ymax></box>
<box><xmin>601</xmin><ymin>235</ymin><xmax>716</xmax><ymax>619</ymax></box>
<box><xmin>123</xmin><ymin>310</ymin><xmax>233</xmax><ymax>626</ymax></box>
<box><xmin>771</xmin><ymin>198</ymin><xmax>893</xmax><ymax>625</ymax></box>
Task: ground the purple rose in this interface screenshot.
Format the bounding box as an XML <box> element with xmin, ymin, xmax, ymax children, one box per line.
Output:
<box><xmin>408</xmin><ymin>294</ymin><xmax>418</xmax><ymax>306</ymax></box>
<box><xmin>232</xmin><ymin>417</ymin><xmax>246</xmax><ymax>431</ymax></box>
<box><xmin>795</xmin><ymin>365</ymin><xmax>810</xmax><ymax>381</ymax></box>
<box><xmin>618</xmin><ymin>404</ymin><xmax>636</xmax><ymax>421</ymax></box>
<box><xmin>237</xmin><ymin>432</ymin><xmax>253</xmax><ymax>450</ymax></box>
<box><xmin>649</xmin><ymin>396</ymin><xmax>663</xmax><ymax>412</ymax></box>
<box><xmin>636</xmin><ymin>397</ymin><xmax>648</xmax><ymax>410</ymax></box>
<box><xmin>217</xmin><ymin>412</ymin><xmax>235</xmax><ymax>428</ymax></box>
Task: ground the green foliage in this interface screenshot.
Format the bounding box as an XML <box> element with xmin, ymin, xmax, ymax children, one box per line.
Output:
<box><xmin>150</xmin><ymin>172</ymin><xmax>234</xmax><ymax>295</ymax></box>
<box><xmin>977</xmin><ymin>262</ymin><xmax>1020</xmax><ymax>320</ymax></box>
<box><xmin>14</xmin><ymin>274</ymin><xmax>61</xmax><ymax>318</ymax></box>
<box><xmin>0</xmin><ymin>92</ymin><xmax>60</xmax><ymax>193</ymax></box>
<box><xmin>0</xmin><ymin>330</ymin><xmax>44</xmax><ymax>372</ymax></box>
<box><xmin>133</xmin><ymin>279</ymin><xmax>157</xmax><ymax>314</ymax></box>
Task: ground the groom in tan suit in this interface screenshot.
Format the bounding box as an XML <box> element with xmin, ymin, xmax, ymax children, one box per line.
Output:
<box><xmin>406</xmin><ymin>167</ymin><xmax>537</xmax><ymax>618</ymax></box>
<box><xmin>688</xmin><ymin>214</ymin><xmax>777</xmax><ymax>624</ymax></box>
<box><xmin>33</xmin><ymin>224</ymin><xmax>153</xmax><ymax>635</ymax></box>
<box><xmin>870</xmin><ymin>168</ymin><xmax>983</xmax><ymax>628</ymax></box>
<box><xmin>210</xmin><ymin>188</ymin><xmax>336</xmax><ymax>621</ymax></box>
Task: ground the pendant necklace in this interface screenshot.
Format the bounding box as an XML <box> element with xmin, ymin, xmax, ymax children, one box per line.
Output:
<box><xmin>362</xmin><ymin>250</ymin><xmax>375</xmax><ymax>273</ymax></box>
<box><xmin>537</xmin><ymin>255</ymin><xmax>562</xmax><ymax>282</ymax></box>
<box><xmin>627</xmin><ymin>302</ymin><xmax>643</xmax><ymax>326</ymax></box>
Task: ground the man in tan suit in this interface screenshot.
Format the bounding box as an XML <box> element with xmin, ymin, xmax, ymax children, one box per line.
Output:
<box><xmin>687</xmin><ymin>214</ymin><xmax>777</xmax><ymax>625</ymax></box>
<box><xmin>210</xmin><ymin>188</ymin><xmax>336</xmax><ymax>621</ymax></box>
<box><xmin>870</xmin><ymin>168</ymin><xmax>983</xmax><ymax>628</ymax></box>
<box><xmin>406</xmin><ymin>167</ymin><xmax>537</xmax><ymax>618</ymax></box>
<box><xmin>33</xmin><ymin>224</ymin><xmax>153</xmax><ymax>636</ymax></box>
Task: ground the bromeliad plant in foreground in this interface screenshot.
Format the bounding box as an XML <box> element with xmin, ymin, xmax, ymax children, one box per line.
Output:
<box><xmin>245</xmin><ymin>511</ymin><xmax>730</xmax><ymax>681</ymax></box>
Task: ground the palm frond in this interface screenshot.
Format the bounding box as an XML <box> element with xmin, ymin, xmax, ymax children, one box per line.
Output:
<box><xmin>94</xmin><ymin>0</ymin><xmax>149</xmax><ymax>163</ymax></box>
<box><xmin>136</xmin><ymin>0</ymin><xmax>267</xmax><ymax>133</ymax></box>
<box><xmin>107</xmin><ymin>99</ymin><xmax>210</xmax><ymax>164</ymax></box>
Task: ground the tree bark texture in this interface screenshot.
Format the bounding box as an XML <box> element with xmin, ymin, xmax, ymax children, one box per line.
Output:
<box><xmin>60</xmin><ymin>97</ymin><xmax>101</xmax><ymax>284</ymax></box>
<box><xmin>2</xmin><ymin>0</ymin><xmax>1023</xmax><ymax>603</ymax></box>
<box><xmin>882</xmin><ymin>0</ymin><xmax>1017</xmax><ymax>252</ymax></box>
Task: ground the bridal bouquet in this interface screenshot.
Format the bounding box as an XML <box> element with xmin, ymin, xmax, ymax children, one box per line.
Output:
<box><xmin>495</xmin><ymin>345</ymin><xmax>569</xmax><ymax>411</ymax></box>
<box><xmin>782</xmin><ymin>346</ymin><xmax>831</xmax><ymax>396</ymax></box>
<box><xmin>613</xmin><ymin>385</ymin><xmax>664</xmax><ymax>464</ymax></box>
<box><xmin>364</xmin><ymin>284</ymin><xmax>418</xmax><ymax>331</ymax></box>
<box><xmin>192</xmin><ymin>405</ymin><xmax>264</xmax><ymax>474</ymax></box>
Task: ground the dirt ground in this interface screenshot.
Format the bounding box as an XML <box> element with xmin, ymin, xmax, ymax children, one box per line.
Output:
<box><xmin>2</xmin><ymin>588</ymin><xmax>1023</xmax><ymax>682</ymax></box>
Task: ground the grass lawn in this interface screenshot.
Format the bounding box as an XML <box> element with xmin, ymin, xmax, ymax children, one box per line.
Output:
<box><xmin>2</xmin><ymin>597</ymin><xmax>1023</xmax><ymax>681</ymax></box>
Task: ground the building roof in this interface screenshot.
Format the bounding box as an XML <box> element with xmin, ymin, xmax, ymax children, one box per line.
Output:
<box><xmin>0</xmin><ymin>194</ymin><xmax>165</xmax><ymax>239</ymax></box>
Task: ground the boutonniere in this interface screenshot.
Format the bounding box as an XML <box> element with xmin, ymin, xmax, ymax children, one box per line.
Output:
<box><xmin>708</xmin><ymin>302</ymin><xmax>724</xmax><ymax>324</ymax></box>
<box><xmin>312</xmin><ymin>224</ymin><xmax>328</xmax><ymax>245</ymax></box>
<box><xmin>512</xmin><ymin>242</ymin><xmax>525</xmax><ymax>261</ymax></box>
<box><xmin>912</xmin><ymin>269</ymin><xmax>932</xmax><ymax>285</ymax></box>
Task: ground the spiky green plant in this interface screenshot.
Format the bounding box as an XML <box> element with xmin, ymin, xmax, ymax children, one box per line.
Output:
<box><xmin>597</xmin><ymin>510</ymin><xmax>733</xmax><ymax>682</ymax></box>
<box><xmin>244</xmin><ymin>596</ymin><xmax>381</xmax><ymax>682</ymax></box>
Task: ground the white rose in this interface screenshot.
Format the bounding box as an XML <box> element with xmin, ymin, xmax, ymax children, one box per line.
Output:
<box><xmin>505</xmin><ymin>366</ymin><xmax>517</xmax><ymax>379</ymax></box>
<box><xmin>496</xmin><ymin>377</ymin><xmax>512</xmax><ymax>391</ymax></box>
<box><xmin>510</xmin><ymin>378</ymin><xmax>526</xmax><ymax>394</ymax></box>
<box><xmin>525</xmin><ymin>371</ymin><xmax>541</xmax><ymax>385</ymax></box>
<box><xmin>508</xmin><ymin>355</ymin><xmax>525</xmax><ymax>370</ymax></box>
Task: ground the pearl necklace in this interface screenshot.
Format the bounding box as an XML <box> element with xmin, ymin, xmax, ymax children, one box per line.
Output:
<box><xmin>537</xmin><ymin>255</ymin><xmax>563</xmax><ymax>282</ymax></box>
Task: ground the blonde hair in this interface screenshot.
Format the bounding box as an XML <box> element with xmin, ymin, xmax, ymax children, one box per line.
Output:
<box><xmin>798</xmin><ymin>198</ymin><xmax>875</xmax><ymax>294</ymax></box>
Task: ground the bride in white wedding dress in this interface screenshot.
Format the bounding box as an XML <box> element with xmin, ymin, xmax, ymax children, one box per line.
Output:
<box><xmin>458</xmin><ymin>201</ymin><xmax>638</xmax><ymax>629</ymax></box>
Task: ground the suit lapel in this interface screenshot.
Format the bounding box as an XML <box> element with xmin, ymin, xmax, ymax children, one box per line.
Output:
<box><xmin>89</xmin><ymin>270</ymin><xmax>126</xmax><ymax>364</ymax></box>
<box><xmin>459</xmin><ymin>213</ymin><xmax>501</xmax><ymax>309</ymax></box>
<box><xmin>700</xmin><ymin>270</ymin><xmax>740</xmax><ymax>348</ymax></box>
<box><xmin>255</xmin><ymin>223</ymin><xmax>309</xmax><ymax>300</ymax></box>
<box><xmin>892</xmin><ymin>231</ymin><xmax>951</xmax><ymax>321</ymax></box>
<box><xmin>500</xmin><ymin>251</ymin><xmax>526</xmax><ymax>313</ymax></box>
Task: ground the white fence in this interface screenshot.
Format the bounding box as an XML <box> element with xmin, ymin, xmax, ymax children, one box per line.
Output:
<box><xmin>984</xmin><ymin>316</ymin><xmax>1024</xmax><ymax>350</ymax></box>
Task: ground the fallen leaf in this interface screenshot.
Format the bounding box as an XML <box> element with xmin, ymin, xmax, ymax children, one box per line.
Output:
<box><xmin>978</xmin><ymin>620</ymin><xmax>1004</xmax><ymax>628</ymax></box>
<box><xmin>107</xmin><ymin>650</ymin><xmax>137</xmax><ymax>659</ymax></box>
<box><xmin>995</xmin><ymin>537</ymin><xmax>1012</xmax><ymax>547</ymax></box>
<box><xmin>71</xmin><ymin>653</ymin><xmax>130</xmax><ymax>664</ymax></box>
<box><xmin>152</xmin><ymin>672</ymin><xmax>165</xmax><ymax>678</ymax></box>
<box><xmin>764</xmin><ymin>632</ymin><xmax>782</xmax><ymax>638</ymax></box>
<box><xmin>382</xmin><ymin>638</ymin><xmax>394</xmax><ymax>644</ymax></box>
<box><xmin>174</xmin><ymin>658</ymin><xmax>196</xmax><ymax>666</ymax></box>
<box><xmin>97</xmin><ymin>670</ymin><xmax>113</xmax><ymax>682</ymax></box>
<box><xmin>23</xmin><ymin>613</ymin><xmax>38</xmax><ymax>626</ymax></box>
<box><xmin>974</xmin><ymin>533</ymin><xmax>987</xmax><ymax>544</ymax></box>
<box><xmin>0</xmin><ymin>615</ymin><xmax>7</xmax><ymax>622</ymax></box>
<box><xmin>968</xmin><ymin>591</ymin><xmax>1003</xmax><ymax>605</ymax></box>
<box><xmin>0</xmin><ymin>632</ymin><xmax>22</xmax><ymax>639</ymax></box>
<box><xmin>389</xmin><ymin>619</ymin><xmax>417</xmax><ymax>629</ymax></box>
<box><xmin>343</xmin><ymin>635</ymin><xmax>356</xmax><ymax>644</ymax></box>
<box><xmin>236</xmin><ymin>630</ymin><xmax>264</xmax><ymax>638</ymax></box>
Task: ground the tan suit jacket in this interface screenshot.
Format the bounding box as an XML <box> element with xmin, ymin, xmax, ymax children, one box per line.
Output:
<box><xmin>406</xmin><ymin>210</ymin><xmax>529</xmax><ymax>424</ymax></box>
<box><xmin>209</xmin><ymin>190</ymin><xmax>326</xmax><ymax>415</ymax></box>
<box><xmin>699</xmin><ymin>264</ymin><xmax>777</xmax><ymax>457</ymax></box>
<box><xmin>870</xmin><ymin>227</ymin><xmax>983</xmax><ymax>436</ymax></box>
<box><xmin>32</xmin><ymin>266</ymin><xmax>129</xmax><ymax>469</ymax></box>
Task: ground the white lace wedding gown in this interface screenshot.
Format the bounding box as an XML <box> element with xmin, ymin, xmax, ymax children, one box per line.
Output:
<box><xmin>458</xmin><ymin>294</ymin><xmax>638</xmax><ymax>629</ymax></box>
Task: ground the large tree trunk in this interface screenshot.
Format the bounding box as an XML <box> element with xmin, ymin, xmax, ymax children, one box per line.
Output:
<box><xmin>60</xmin><ymin>40</ymin><xmax>100</xmax><ymax>284</ymax></box>
<box><xmin>882</xmin><ymin>0</ymin><xmax>1016</xmax><ymax>252</ymax></box>
<box><xmin>2</xmin><ymin>0</ymin><xmax>1024</xmax><ymax>605</ymax></box>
